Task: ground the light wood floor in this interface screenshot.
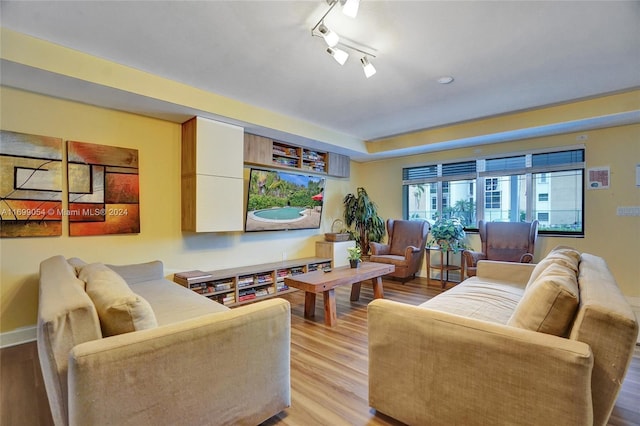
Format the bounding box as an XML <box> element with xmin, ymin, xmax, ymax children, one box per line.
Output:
<box><xmin>1</xmin><ymin>278</ymin><xmax>638</xmax><ymax>426</ymax></box>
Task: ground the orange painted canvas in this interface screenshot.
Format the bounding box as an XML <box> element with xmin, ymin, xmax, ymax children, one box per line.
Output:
<box><xmin>67</xmin><ymin>141</ymin><xmax>140</xmax><ymax>236</ymax></box>
<box><xmin>0</xmin><ymin>131</ymin><xmax>63</xmax><ymax>237</ymax></box>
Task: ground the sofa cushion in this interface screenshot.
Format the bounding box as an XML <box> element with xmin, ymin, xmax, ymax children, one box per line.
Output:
<box><xmin>420</xmin><ymin>277</ymin><xmax>524</xmax><ymax>324</ymax></box>
<box><xmin>527</xmin><ymin>246</ymin><xmax>580</xmax><ymax>288</ymax></box>
<box><xmin>130</xmin><ymin>278</ymin><xmax>229</xmax><ymax>326</ymax></box>
<box><xmin>369</xmin><ymin>254</ymin><xmax>408</xmax><ymax>267</ymax></box>
<box><xmin>67</xmin><ymin>257</ymin><xmax>88</xmax><ymax>277</ymax></box>
<box><xmin>79</xmin><ymin>263</ymin><xmax>158</xmax><ymax>336</ymax></box>
<box><xmin>508</xmin><ymin>262</ymin><xmax>579</xmax><ymax>336</ymax></box>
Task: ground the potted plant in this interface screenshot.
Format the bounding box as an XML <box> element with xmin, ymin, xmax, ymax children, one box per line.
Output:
<box><xmin>347</xmin><ymin>246</ymin><xmax>362</xmax><ymax>268</ymax></box>
<box><xmin>343</xmin><ymin>187</ymin><xmax>386</xmax><ymax>256</ymax></box>
<box><xmin>427</xmin><ymin>217</ymin><xmax>468</xmax><ymax>253</ymax></box>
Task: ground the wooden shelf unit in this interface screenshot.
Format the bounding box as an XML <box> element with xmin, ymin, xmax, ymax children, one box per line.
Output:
<box><xmin>244</xmin><ymin>133</ymin><xmax>349</xmax><ymax>178</ymax></box>
<box><xmin>174</xmin><ymin>257</ymin><xmax>332</xmax><ymax>307</ymax></box>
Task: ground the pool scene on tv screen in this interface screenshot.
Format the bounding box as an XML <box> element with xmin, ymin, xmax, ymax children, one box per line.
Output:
<box><xmin>245</xmin><ymin>168</ymin><xmax>325</xmax><ymax>232</ymax></box>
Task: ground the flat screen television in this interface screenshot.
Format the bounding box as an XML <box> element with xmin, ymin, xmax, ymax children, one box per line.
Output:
<box><xmin>245</xmin><ymin>168</ymin><xmax>325</xmax><ymax>232</ymax></box>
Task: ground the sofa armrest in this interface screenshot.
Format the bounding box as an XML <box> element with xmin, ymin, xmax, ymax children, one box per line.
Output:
<box><xmin>370</xmin><ymin>242</ymin><xmax>390</xmax><ymax>255</ymax></box>
<box><xmin>68</xmin><ymin>299</ymin><xmax>290</xmax><ymax>426</ymax></box>
<box><xmin>476</xmin><ymin>260</ymin><xmax>536</xmax><ymax>287</ymax></box>
<box><xmin>368</xmin><ymin>299</ymin><xmax>593</xmax><ymax>426</ymax></box>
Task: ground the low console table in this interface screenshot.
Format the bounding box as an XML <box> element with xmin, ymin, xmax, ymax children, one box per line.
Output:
<box><xmin>174</xmin><ymin>257</ymin><xmax>332</xmax><ymax>307</ymax></box>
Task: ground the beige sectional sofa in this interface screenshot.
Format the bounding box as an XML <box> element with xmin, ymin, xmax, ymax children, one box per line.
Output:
<box><xmin>37</xmin><ymin>255</ymin><xmax>291</xmax><ymax>426</ymax></box>
<box><xmin>368</xmin><ymin>247</ymin><xmax>638</xmax><ymax>426</ymax></box>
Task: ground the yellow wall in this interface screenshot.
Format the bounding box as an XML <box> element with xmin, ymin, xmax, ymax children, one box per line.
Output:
<box><xmin>353</xmin><ymin>124</ymin><xmax>640</xmax><ymax>297</ymax></box>
<box><xmin>0</xmin><ymin>87</ymin><xmax>352</xmax><ymax>333</ymax></box>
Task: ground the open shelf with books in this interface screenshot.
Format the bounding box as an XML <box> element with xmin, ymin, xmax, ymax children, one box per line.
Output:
<box><xmin>174</xmin><ymin>257</ymin><xmax>332</xmax><ymax>307</ymax></box>
<box><xmin>301</xmin><ymin>149</ymin><xmax>326</xmax><ymax>173</ymax></box>
<box><xmin>272</xmin><ymin>142</ymin><xmax>301</xmax><ymax>168</ymax></box>
<box><xmin>244</xmin><ymin>133</ymin><xmax>349</xmax><ymax>178</ymax></box>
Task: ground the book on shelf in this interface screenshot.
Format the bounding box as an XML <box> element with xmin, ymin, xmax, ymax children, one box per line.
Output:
<box><xmin>213</xmin><ymin>282</ymin><xmax>233</xmax><ymax>291</ymax></box>
<box><xmin>290</xmin><ymin>267</ymin><xmax>304</xmax><ymax>275</ymax></box>
<box><xmin>255</xmin><ymin>273</ymin><xmax>273</xmax><ymax>284</ymax></box>
<box><xmin>238</xmin><ymin>276</ymin><xmax>254</xmax><ymax>287</ymax></box>
<box><xmin>174</xmin><ymin>270</ymin><xmax>213</xmax><ymax>281</ymax></box>
<box><xmin>273</xmin><ymin>145</ymin><xmax>299</xmax><ymax>158</ymax></box>
<box><xmin>255</xmin><ymin>288</ymin><xmax>269</xmax><ymax>297</ymax></box>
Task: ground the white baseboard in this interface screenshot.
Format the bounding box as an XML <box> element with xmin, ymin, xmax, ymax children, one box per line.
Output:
<box><xmin>0</xmin><ymin>325</ymin><xmax>37</xmax><ymax>348</ymax></box>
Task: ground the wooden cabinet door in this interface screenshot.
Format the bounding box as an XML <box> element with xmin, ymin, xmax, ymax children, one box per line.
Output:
<box><xmin>327</xmin><ymin>152</ymin><xmax>350</xmax><ymax>178</ymax></box>
<box><xmin>244</xmin><ymin>133</ymin><xmax>273</xmax><ymax>165</ymax></box>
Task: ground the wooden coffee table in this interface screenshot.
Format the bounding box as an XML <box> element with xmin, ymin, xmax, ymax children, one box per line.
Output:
<box><xmin>284</xmin><ymin>262</ymin><xmax>395</xmax><ymax>326</ymax></box>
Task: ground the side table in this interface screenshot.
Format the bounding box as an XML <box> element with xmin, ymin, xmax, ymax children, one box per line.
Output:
<box><xmin>425</xmin><ymin>247</ymin><xmax>465</xmax><ymax>289</ymax></box>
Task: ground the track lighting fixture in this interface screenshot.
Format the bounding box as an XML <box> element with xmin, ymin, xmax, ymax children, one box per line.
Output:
<box><xmin>361</xmin><ymin>56</ymin><xmax>376</xmax><ymax>78</ymax></box>
<box><xmin>327</xmin><ymin>47</ymin><xmax>349</xmax><ymax>65</ymax></box>
<box><xmin>310</xmin><ymin>0</ymin><xmax>378</xmax><ymax>78</ymax></box>
<box><xmin>342</xmin><ymin>0</ymin><xmax>360</xmax><ymax>18</ymax></box>
<box><xmin>318</xmin><ymin>23</ymin><xmax>339</xmax><ymax>47</ymax></box>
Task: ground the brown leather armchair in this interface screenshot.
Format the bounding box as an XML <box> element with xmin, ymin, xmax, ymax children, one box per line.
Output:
<box><xmin>370</xmin><ymin>219</ymin><xmax>430</xmax><ymax>281</ymax></box>
<box><xmin>461</xmin><ymin>220</ymin><xmax>539</xmax><ymax>279</ymax></box>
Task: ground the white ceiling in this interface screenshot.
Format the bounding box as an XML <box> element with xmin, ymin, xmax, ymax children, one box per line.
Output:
<box><xmin>1</xmin><ymin>0</ymin><xmax>639</xmax><ymax>160</ymax></box>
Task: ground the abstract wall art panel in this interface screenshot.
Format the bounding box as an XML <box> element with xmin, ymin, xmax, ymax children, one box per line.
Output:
<box><xmin>67</xmin><ymin>141</ymin><xmax>140</xmax><ymax>236</ymax></box>
<box><xmin>0</xmin><ymin>130</ymin><xmax>63</xmax><ymax>237</ymax></box>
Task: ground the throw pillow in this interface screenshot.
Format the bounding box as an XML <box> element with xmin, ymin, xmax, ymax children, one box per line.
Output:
<box><xmin>508</xmin><ymin>262</ymin><xmax>579</xmax><ymax>336</ymax></box>
<box><xmin>67</xmin><ymin>257</ymin><xmax>88</xmax><ymax>275</ymax></box>
<box><xmin>79</xmin><ymin>263</ymin><xmax>158</xmax><ymax>336</ymax></box>
<box><xmin>526</xmin><ymin>246</ymin><xmax>581</xmax><ymax>288</ymax></box>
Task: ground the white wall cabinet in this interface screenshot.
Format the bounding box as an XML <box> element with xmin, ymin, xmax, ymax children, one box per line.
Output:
<box><xmin>182</xmin><ymin>117</ymin><xmax>244</xmax><ymax>232</ymax></box>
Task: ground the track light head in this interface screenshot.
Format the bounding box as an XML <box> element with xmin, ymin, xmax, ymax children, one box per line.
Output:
<box><xmin>361</xmin><ymin>56</ymin><xmax>376</xmax><ymax>78</ymax></box>
<box><xmin>327</xmin><ymin>47</ymin><xmax>349</xmax><ymax>65</ymax></box>
<box><xmin>318</xmin><ymin>23</ymin><xmax>339</xmax><ymax>47</ymax></box>
<box><xmin>342</xmin><ymin>0</ymin><xmax>360</xmax><ymax>18</ymax></box>
<box><xmin>313</xmin><ymin>1</ymin><xmax>376</xmax><ymax>78</ymax></box>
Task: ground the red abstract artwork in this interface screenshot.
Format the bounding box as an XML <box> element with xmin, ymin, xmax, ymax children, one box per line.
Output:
<box><xmin>67</xmin><ymin>141</ymin><xmax>140</xmax><ymax>236</ymax></box>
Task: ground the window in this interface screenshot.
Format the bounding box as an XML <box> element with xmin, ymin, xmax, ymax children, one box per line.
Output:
<box><xmin>484</xmin><ymin>178</ymin><xmax>501</xmax><ymax>209</ymax></box>
<box><xmin>407</xmin><ymin>183</ymin><xmax>437</xmax><ymax>220</ymax></box>
<box><xmin>532</xmin><ymin>170</ymin><xmax>583</xmax><ymax>232</ymax></box>
<box><xmin>403</xmin><ymin>161</ymin><xmax>476</xmax><ymax>226</ymax></box>
<box><xmin>403</xmin><ymin>148</ymin><xmax>584</xmax><ymax>236</ymax></box>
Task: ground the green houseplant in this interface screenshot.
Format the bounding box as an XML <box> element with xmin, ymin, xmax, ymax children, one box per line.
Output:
<box><xmin>427</xmin><ymin>217</ymin><xmax>468</xmax><ymax>253</ymax></box>
<box><xmin>343</xmin><ymin>187</ymin><xmax>386</xmax><ymax>256</ymax></box>
<box><xmin>347</xmin><ymin>246</ymin><xmax>362</xmax><ymax>268</ymax></box>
